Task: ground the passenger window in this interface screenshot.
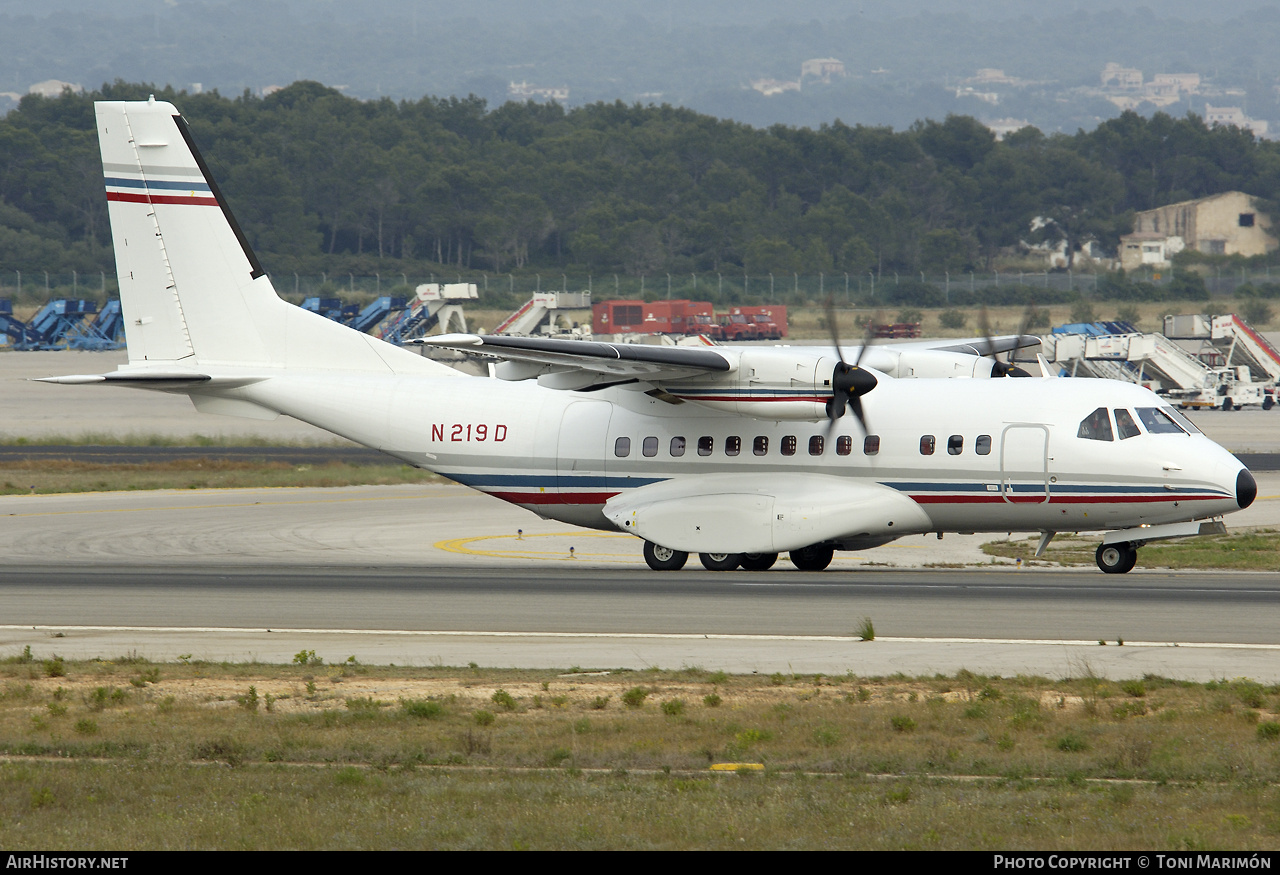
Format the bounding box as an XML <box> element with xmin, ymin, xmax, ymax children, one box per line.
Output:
<box><xmin>836</xmin><ymin>435</ymin><xmax>852</xmax><ymax>456</ymax></box>
<box><xmin>753</xmin><ymin>436</ymin><xmax>769</xmax><ymax>456</ymax></box>
<box><xmin>614</xmin><ymin>437</ymin><xmax>631</xmax><ymax>457</ymax></box>
<box><xmin>642</xmin><ymin>436</ymin><xmax>658</xmax><ymax>457</ymax></box>
<box><xmin>1077</xmin><ymin>407</ymin><xmax>1114</xmax><ymax>441</ymax></box>
<box><xmin>697</xmin><ymin>436</ymin><xmax>713</xmax><ymax>456</ymax></box>
<box><xmin>1137</xmin><ymin>407</ymin><xmax>1185</xmax><ymax>435</ymax></box>
<box><xmin>725</xmin><ymin>436</ymin><xmax>741</xmax><ymax>456</ymax></box>
<box><xmin>670</xmin><ymin>436</ymin><xmax>686</xmax><ymax>457</ymax></box>
<box><xmin>864</xmin><ymin>435</ymin><xmax>880</xmax><ymax>456</ymax></box>
<box><xmin>947</xmin><ymin>435</ymin><xmax>963</xmax><ymax>455</ymax></box>
<box><xmin>920</xmin><ymin>435</ymin><xmax>936</xmax><ymax>456</ymax></box>
<box><xmin>809</xmin><ymin>435</ymin><xmax>824</xmax><ymax>455</ymax></box>
<box><xmin>975</xmin><ymin>434</ymin><xmax>991</xmax><ymax>455</ymax></box>
<box><xmin>782</xmin><ymin>435</ymin><xmax>797</xmax><ymax>456</ymax></box>
<box><xmin>1114</xmin><ymin>409</ymin><xmax>1141</xmax><ymax>439</ymax></box>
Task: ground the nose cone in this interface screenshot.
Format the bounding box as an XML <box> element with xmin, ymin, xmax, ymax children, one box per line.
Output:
<box><xmin>1237</xmin><ymin>467</ymin><xmax>1257</xmax><ymax>510</ymax></box>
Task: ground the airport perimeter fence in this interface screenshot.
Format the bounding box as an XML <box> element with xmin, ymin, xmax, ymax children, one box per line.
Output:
<box><xmin>5</xmin><ymin>266</ymin><xmax>1280</xmax><ymax>313</ymax></box>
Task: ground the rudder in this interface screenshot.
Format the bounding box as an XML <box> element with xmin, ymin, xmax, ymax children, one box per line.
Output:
<box><xmin>97</xmin><ymin>97</ymin><xmax>448</xmax><ymax>376</ymax></box>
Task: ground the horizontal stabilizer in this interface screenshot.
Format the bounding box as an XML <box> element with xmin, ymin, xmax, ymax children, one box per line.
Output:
<box><xmin>33</xmin><ymin>373</ymin><xmax>263</xmax><ymax>388</ymax></box>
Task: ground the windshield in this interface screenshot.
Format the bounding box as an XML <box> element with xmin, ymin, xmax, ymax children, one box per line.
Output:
<box><xmin>1137</xmin><ymin>407</ymin><xmax>1186</xmax><ymax>435</ymax></box>
<box><xmin>1161</xmin><ymin>406</ymin><xmax>1202</xmax><ymax>435</ymax></box>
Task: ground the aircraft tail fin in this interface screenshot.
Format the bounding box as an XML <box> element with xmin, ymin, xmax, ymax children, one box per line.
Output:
<box><xmin>96</xmin><ymin>97</ymin><xmax>448</xmax><ymax>376</ymax></box>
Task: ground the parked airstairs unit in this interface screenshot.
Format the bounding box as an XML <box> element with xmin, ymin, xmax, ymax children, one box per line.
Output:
<box><xmin>377</xmin><ymin>283</ymin><xmax>477</xmax><ymax>344</ymax></box>
<box><xmin>493</xmin><ymin>291</ymin><xmax>591</xmax><ymax>336</ymax></box>
<box><xmin>1046</xmin><ymin>314</ymin><xmax>1280</xmax><ymax>410</ymax></box>
<box><xmin>0</xmin><ymin>298</ymin><xmax>125</xmax><ymax>350</ymax></box>
<box><xmin>63</xmin><ymin>299</ymin><xmax>125</xmax><ymax>350</ymax></box>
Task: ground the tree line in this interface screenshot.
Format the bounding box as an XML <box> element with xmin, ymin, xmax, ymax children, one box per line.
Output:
<box><xmin>4</xmin><ymin>80</ymin><xmax>1280</xmax><ymax>287</ymax></box>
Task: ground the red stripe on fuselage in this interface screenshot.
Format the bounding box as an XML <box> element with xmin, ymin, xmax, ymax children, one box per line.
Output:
<box><xmin>106</xmin><ymin>191</ymin><xmax>219</xmax><ymax>206</ymax></box>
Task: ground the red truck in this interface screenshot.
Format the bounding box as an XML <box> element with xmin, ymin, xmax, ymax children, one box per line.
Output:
<box><xmin>730</xmin><ymin>306</ymin><xmax>787</xmax><ymax>340</ymax></box>
<box><xmin>592</xmin><ymin>300</ymin><xmax>646</xmax><ymax>335</ymax></box>
<box><xmin>717</xmin><ymin>312</ymin><xmax>759</xmax><ymax>341</ymax></box>
<box><xmin>592</xmin><ymin>300</ymin><xmax>718</xmax><ymax>337</ymax></box>
<box><xmin>684</xmin><ymin>309</ymin><xmax>724</xmax><ymax>340</ymax></box>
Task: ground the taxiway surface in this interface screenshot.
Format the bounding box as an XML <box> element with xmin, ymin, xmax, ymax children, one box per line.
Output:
<box><xmin>1</xmin><ymin>482</ymin><xmax>1277</xmax><ymax>680</ymax></box>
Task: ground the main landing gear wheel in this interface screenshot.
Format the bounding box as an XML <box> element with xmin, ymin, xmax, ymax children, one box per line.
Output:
<box><xmin>740</xmin><ymin>552</ymin><xmax>779</xmax><ymax>571</ymax></box>
<box><xmin>1096</xmin><ymin>542</ymin><xmax>1138</xmax><ymax>574</ymax></box>
<box><xmin>699</xmin><ymin>552</ymin><xmax>742</xmax><ymax>571</ymax></box>
<box><xmin>644</xmin><ymin>541</ymin><xmax>688</xmax><ymax>571</ymax></box>
<box><xmin>789</xmin><ymin>544</ymin><xmax>835</xmax><ymax>572</ymax></box>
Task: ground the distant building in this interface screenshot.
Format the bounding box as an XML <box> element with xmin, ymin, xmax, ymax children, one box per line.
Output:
<box><xmin>750</xmin><ymin>78</ymin><xmax>800</xmax><ymax>97</ymax></box>
<box><xmin>27</xmin><ymin>79</ymin><xmax>81</xmax><ymax>98</ymax></box>
<box><xmin>1100</xmin><ymin>63</ymin><xmax>1142</xmax><ymax>90</ymax></box>
<box><xmin>1205</xmin><ymin>105</ymin><xmax>1269</xmax><ymax>139</ymax></box>
<box><xmin>800</xmin><ymin>58</ymin><xmax>845</xmax><ymax>83</ymax></box>
<box><xmin>509</xmin><ymin>81</ymin><xmax>569</xmax><ymax>102</ymax></box>
<box><xmin>984</xmin><ymin>118</ymin><xmax>1035</xmax><ymax>140</ymax></box>
<box><xmin>1119</xmin><ymin>192</ymin><xmax>1277</xmax><ymax>270</ymax></box>
<box><xmin>956</xmin><ymin>87</ymin><xmax>1000</xmax><ymax>105</ymax></box>
<box><xmin>1153</xmin><ymin>73</ymin><xmax>1200</xmax><ymax>94</ymax></box>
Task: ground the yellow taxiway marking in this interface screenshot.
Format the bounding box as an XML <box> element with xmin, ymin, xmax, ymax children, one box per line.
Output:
<box><xmin>709</xmin><ymin>763</ymin><xmax>764</xmax><ymax>771</ymax></box>
<box><xmin>435</xmin><ymin>531</ymin><xmax>638</xmax><ymax>562</ymax></box>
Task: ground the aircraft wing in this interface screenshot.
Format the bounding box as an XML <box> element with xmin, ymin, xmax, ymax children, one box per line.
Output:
<box><xmin>893</xmin><ymin>334</ymin><xmax>1042</xmax><ymax>357</ymax></box>
<box><xmin>417</xmin><ymin>333</ymin><xmax>733</xmax><ymax>386</ymax></box>
<box><xmin>865</xmin><ymin>335</ymin><xmax>1044</xmax><ymax>358</ymax></box>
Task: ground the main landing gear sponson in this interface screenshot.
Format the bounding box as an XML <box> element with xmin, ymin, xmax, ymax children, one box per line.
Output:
<box><xmin>1095</xmin><ymin>542</ymin><xmax>1138</xmax><ymax>574</ymax></box>
<box><xmin>643</xmin><ymin>541</ymin><xmax>689</xmax><ymax>571</ymax></box>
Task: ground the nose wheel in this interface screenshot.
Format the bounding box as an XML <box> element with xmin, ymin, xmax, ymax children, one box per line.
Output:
<box><xmin>1096</xmin><ymin>542</ymin><xmax>1137</xmax><ymax>574</ymax></box>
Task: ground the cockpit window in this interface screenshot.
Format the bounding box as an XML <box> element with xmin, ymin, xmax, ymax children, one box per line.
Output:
<box><xmin>1137</xmin><ymin>407</ymin><xmax>1186</xmax><ymax>435</ymax></box>
<box><xmin>1114</xmin><ymin>409</ymin><xmax>1141</xmax><ymax>439</ymax></box>
<box><xmin>1162</xmin><ymin>406</ymin><xmax>1202</xmax><ymax>435</ymax></box>
<box><xmin>1077</xmin><ymin>407</ymin><xmax>1114</xmax><ymax>441</ymax></box>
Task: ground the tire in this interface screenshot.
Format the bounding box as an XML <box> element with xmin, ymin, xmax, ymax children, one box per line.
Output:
<box><xmin>644</xmin><ymin>541</ymin><xmax>688</xmax><ymax>571</ymax></box>
<box><xmin>1264</xmin><ymin>396</ymin><xmax>1275</xmax><ymax>411</ymax></box>
<box><xmin>740</xmin><ymin>552</ymin><xmax>779</xmax><ymax>571</ymax></box>
<box><xmin>1095</xmin><ymin>542</ymin><xmax>1138</xmax><ymax>574</ymax></box>
<box><xmin>699</xmin><ymin>552</ymin><xmax>741</xmax><ymax>571</ymax></box>
<box><xmin>789</xmin><ymin>544</ymin><xmax>835</xmax><ymax>572</ymax></box>
<box><xmin>1222</xmin><ymin>398</ymin><xmax>1234</xmax><ymax>411</ymax></box>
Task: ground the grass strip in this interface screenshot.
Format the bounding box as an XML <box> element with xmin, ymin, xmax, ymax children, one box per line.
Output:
<box><xmin>983</xmin><ymin>529</ymin><xmax>1280</xmax><ymax>571</ymax></box>
<box><xmin>1</xmin><ymin>657</ymin><xmax>1278</xmax><ymax>849</ymax></box>
<box><xmin>0</xmin><ymin>459</ymin><xmax>439</xmax><ymax>494</ymax></box>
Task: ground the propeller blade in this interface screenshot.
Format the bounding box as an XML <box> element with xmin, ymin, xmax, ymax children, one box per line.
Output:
<box><xmin>822</xmin><ymin>299</ymin><xmax>876</xmax><ymax>434</ymax></box>
<box><xmin>980</xmin><ymin>305</ymin><xmax>1037</xmax><ymax>378</ymax></box>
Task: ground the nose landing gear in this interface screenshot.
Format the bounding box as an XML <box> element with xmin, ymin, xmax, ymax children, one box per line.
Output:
<box><xmin>1096</xmin><ymin>542</ymin><xmax>1137</xmax><ymax>574</ymax></box>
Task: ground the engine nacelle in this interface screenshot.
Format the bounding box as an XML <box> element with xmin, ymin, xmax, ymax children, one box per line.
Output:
<box><xmin>862</xmin><ymin>347</ymin><xmax>996</xmax><ymax>379</ymax></box>
<box><xmin>664</xmin><ymin>349</ymin><xmax>845</xmax><ymax>421</ymax></box>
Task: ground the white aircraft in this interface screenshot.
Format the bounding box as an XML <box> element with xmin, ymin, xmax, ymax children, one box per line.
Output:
<box><xmin>42</xmin><ymin>98</ymin><xmax>1257</xmax><ymax>575</ymax></box>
